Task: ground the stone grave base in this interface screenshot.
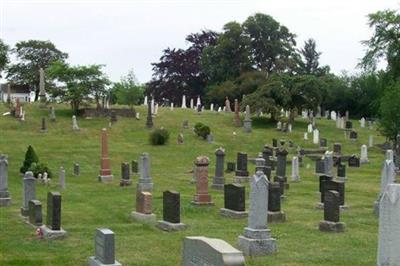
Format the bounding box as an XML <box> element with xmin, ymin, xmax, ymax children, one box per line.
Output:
<box><xmin>291</xmin><ymin>178</ymin><xmax>300</xmax><ymax>183</ymax></box>
<box><xmin>191</xmin><ymin>200</ymin><xmax>214</xmax><ymax>206</ymax></box>
<box><xmin>137</xmin><ymin>183</ymin><xmax>153</xmax><ymax>193</ymax></box>
<box><xmin>20</xmin><ymin>207</ymin><xmax>29</xmax><ymax>217</ymax></box>
<box><xmin>238</xmin><ymin>227</ymin><xmax>277</xmax><ymax>256</ymax></box>
<box><xmin>219</xmin><ymin>208</ymin><xmax>248</xmax><ymax>219</ymax></box>
<box><xmin>211</xmin><ymin>183</ymin><xmax>224</xmax><ymax>190</ymax></box>
<box><xmin>316</xmin><ymin>202</ymin><xmax>348</xmax><ymax>211</ymax></box>
<box><xmin>234</xmin><ymin>176</ymin><xmax>249</xmax><ymax>183</ymax></box>
<box><xmin>40</xmin><ymin>225</ymin><xmax>67</xmax><ymax>240</ymax></box>
<box><xmin>267</xmin><ymin>211</ymin><xmax>286</xmax><ymax>223</ymax></box>
<box><xmin>130</xmin><ymin>211</ymin><xmax>156</xmax><ymax>224</ymax></box>
<box><xmin>373</xmin><ymin>200</ymin><xmax>379</xmax><ymax>216</ymax></box>
<box><xmin>89</xmin><ymin>257</ymin><xmax>122</xmax><ymax>266</ymax></box>
<box><xmin>119</xmin><ymin>179</ymin><xmax>132</xmax><ymax>186</ymax></box>
<box><xmin>319</xmin><ymin>220</ymin><xmax>345</xmax><ymax>233</ymax></box>
<box><xmin>0</xmin><ymin>197</ymin><xmax>11</xmax><ymax>206</ymax></box>
<box><xmin>211</xmin><ymin>178</ymin><xmax>224</xmax><ymax>190</ymax></box>
<box><xmin>157</xmin><ymin>220</ymin><xmax>187</xmax><ymax>232</ymax></box>
<box><xmin>98</xmin><ymin>175</ymin><xmax>113</xmax><ymax>183</ymax></box>
<box><xmin>40</xmin><ymin>129</ymin><xmax>48</xmax><ymax>133</ymax></box>
<box><xmin>284</xmin><ymin>183</ymin><xmax>290</xmax><ymax>190</ymax></box>
<box><xmin>360</xmin><ymin>159</ymin><xmax>369</xmax><ymax>164</ymax></box>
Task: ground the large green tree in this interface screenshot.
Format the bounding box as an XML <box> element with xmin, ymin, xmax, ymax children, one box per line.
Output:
<box><xmin>0</xmin><ymin>39</ymin><xmax>9</xmax><ymax>78</ymax></box>
<box><xmin>111</xmin><ymin>70</ymin><xmax>144</xmax><ymax>108</ymax></box>
<box><xmin>379</xmin><ymin>82</ymin><xmax>400</xmax><ymax>143</ymax></box>
<box><xmin>6</xmin><ymin>40</ymin><xmax>68</xmax><ymax>100</ymax></box>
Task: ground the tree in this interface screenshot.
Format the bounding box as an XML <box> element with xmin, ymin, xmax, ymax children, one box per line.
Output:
<box><xmin>0</xmin><ymin>39</ymin><xmax>9</xmax><ymax>78</ymax></box>
<box><xmin>361</xmin><ymin>9</ymin><xmax>400</xmax><ymax>79</ymax></box>
<box><xmin>147</xmin><ymin>30</ymin><xmax>218</xmax><ymax>103</ymax></box>
<box><xmin>47</xmin><ymin>61</ymin><xmax>110</xmax><ymax>114</ymax></box>
<box><xmin>6</xmin><ymin>40</ymin><xmax>68</xmax><ymax>100</ymax></box>
<box><xmin>379</xmin><ymin>82</ymin><xmax>400</xmax><ymax>143</ymax></box>
<box><xmin>299</xmin><ymin>39</ymin><xmax>321</xmax><ymax>75</ymax></box>
<box><xmin>20</xmin><ymin>145</ymin><xmax>39</xmax><ymax>174</ymax></box>
<box><xmin>242</xmin><ymin>13</ymin><xmax>298</xmax><ymax>74</ymax></box>
<box><xmin>111</xmin><ymin>70</ymin><xmax>145</xmax><ymax>107</ymax></box>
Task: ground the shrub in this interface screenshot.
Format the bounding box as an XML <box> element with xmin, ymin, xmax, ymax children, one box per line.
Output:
<box><xmin>20</xmin><ymin>145</ymin><xmax>39</xmax><ymax>174</ymax></box>
<box><xmin>28</xmin><ymin>162</ymin><xmax>53</xmax><ymax>179</ymax></box>
<box><xmin>149</xmin><ymin>128</ymin><xmax>170</xmax><ymax>145</ymax></box>
<box><xmin>194</xmin><ymin>122</ymin><xmax>211</xmax><ymax>140</ymax></box>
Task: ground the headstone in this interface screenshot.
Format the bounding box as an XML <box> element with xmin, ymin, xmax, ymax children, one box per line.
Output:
<box><xmin>154</xmin><ymin>103</ymin><xmax>159</xmax><ymax>115</ymax></box>
<box><xmin>368</xmin><ymin>135</ymin><xmax>374</xmax><ymax>148</ymax></box>
<box><xmin>39</xmin><ymin>68</ymin><xmax>46</xmax><ymax>102</ymax></box>
<box><xmin>190</xmin><ymin>98</ymin><xmax>194</xmax><ymax>109</ymax></box>
<box><xmin>360</xmin><ymin>117</ymin><xmax>366</xmax><ymax>128</ymax></box>
<box><xmin>255</xmin><ymin>157</ymin><xmax>266</xmax><ymax>175</ymax></box>
<box><xmin>345</xmin><ymin>121</ymin><xmax>353</xmax><ymax>130</ymax></box>
<box><xmin>28</xmin><ymin>200</ymin><xmax>42</xmax><ymax>226</ymax></box>
<box><xmin>225</xmin><ymin>97</ymin><xmax>231</xmax><ymax>112</ymax></box>
<box><xmin>170</xmin><ymin>102</ymin><xmax>174</xmax><ymax>111</ymax></box>
<box><xmin>40</xmin><ymin>191</ymin><xmax>67</xmax><ymax>239</ymax></box>
<box><xmin>137</xmin><ymin>153</ymin><xmax>153</xmax><ymax>192</ymax></box>
<box><xmin>304</xmin><ymin>132</ymin><xmax>308</xmax><ymax>140</ymax></box>
<box><xmin>226</xmin><ymin>162</ymin><xmax>236</xmax><ymax>173</ymax></box>
<box><xmin>262</xmin><ymin>145</ymin><xmax>274</xmax><ymax>171</ymax></box>
<box><xmin>320</xmin><ymin>179</ymin><xmax>346</xmax><ymax>208</ymax></box>
<box><xmin>307</xmin><ymin>123</ymin><xmax>313</xmax><ymax>133</ymax></box>
<box><xmin>374</xmin><ymin>159</ymin><xmax>396</xmax><ymax>216</ymax></box>
<box><xmin>59</xmin><ymin>167</ymin><xmax>66</xmax><ymax>189</ymax></box>
<box><xmin>276</xmin><ymin>121</ymin><xmax>282</xmax><ymax>131</ymax></box>
<box><xmin>0</xmin><ymin>155</ymin><xmax>11</xmax><ymax>206</ymax></box>
<box><xmin>313</xmin><ymin>129</ymin><xmax>319</xmax><ymax>145</ymax></box>
<box><xmin>349</xmin><ymin>130</ymin><xmax>358</xmax><ymax>141</ymax></box>
<box><xmin>360</xmin><ymin>144</ymin><xmax>369</xmax><ymax>164</ymax></box>
<box><xmin>182</xmin><ymin>236</ymin><xmax>245</xmax><ymax>266</ymax></box>
<box><xmin>98</xmin><ymin>128</ymin><xmax>113</xmax><ymax>182</ymax></box>
<box><xmin>157</xmin><ymin>191</ymin><xmax>186</xmax><ymax>231</ymax></box>
<box><xmin>181</xmin><ymin>95</ymin><xmax>187</xmax><ymax>108</ymax></box>
<box><xmin>320</xmin><ymin>138</ymin><xmax>327</xmax><ymax>148</ymax></box>
<box><xmin>182</xmin><ymin>120</ymin><xmax>189</xmax><ymax>129</ymax></box>
<box><xmin>275</xmin><ymin>149</ymin><xmax>288</xmax><ymax>188</ymax></box>
<box><xmin>243</xmin><ymin>105</ymin><xmax>252</xmax><ymax>133</ymax></box>
<box><xmin>119</xmin><ymin>163</ymin><xmax>132</xmax><ymax>186</ymax></box>
<box><xmin>21</xmin><ymin>171</ymin><xmax>36</xmax><ymax>216</ymax></box>
<box><xmin>212</xmin><ymin>148</ymin><xmax>225</xmax><ymax>190</ymax></box>
<box><xmin>150</xmin><ymin>98</ymin><xmax>155</xmax><ymax>114</ymax></box>
<box><xmin>235</xmin><ymin>152</ymin><xmax>249</xmax><ymax>183</ymax></box>
<box><xmin>333</xmin><ymin>143</ymin><xmax>341</xmax><ymax>154</ymax></box>
<box><xmin>330</xmin><ymin>111</ymin><xmax>336</xmax><ymax>121</ymax></box>
<box><xmin>178</xmin><ymin>132</ymin><xmax>184</xmax><ymax>144</ymax></box>
<box><xmin>192</xmin><ymin>156</ymin><xmax>213</xmax><ymax>205</ymax></box>
<box><xmin>143</xmin><ymin>95</ymin><xmax>148</xmax><ymax>105</ymax></box>
<box><xmin>272</xmin><ymin>138</ymin><xmax>278</xmax><ymax>148</ymax></box>
<box><xmin>337</xmin><ymin>164</ymin><xmax>346</xmax><ymax>181</ymax></box>
<box><xmin>206</xmin><ymin>134</ymin><xmax>214</xmax><ymax>143</ymax></box>
<box><xmin>377</xmin><ymin>184</ymin><xmax>400</xmax><ymax>265</ymax></box>
<box><xmin>348</xmin><ymin>155</ymin><xmax>360</xmax><ymax>167</ymax></box>
<box><xmin>345</xmin><ymin>110</ymin><xmax>349</xmax><ymax>120</ymax></box>
<box><xmin>233</xmin><ymin>99</ymin><xmax>241</xmax><ymax>127</ymax></box>
<box><xmin>291</xmin><ymin>156</ymin><xmax>300</xmax><ymax>182</ymax></box>
<box><xmin>131</xmin><ymin>191</ymin><xmax>156</xmax><ymax>224</ymax></box>
<box><xmin>89</xmin><ymin>228</ymin><xmax>121</xmax><ymax>266</ymax></box>
<box><xmin>73</xmin><ymin>163</ymin><xmax>80</xmax><ymax>176</ymax></box>
<box><xmin>238</xmin><ymin>171</ymin><xmax>277</xmax><ymax>256</ymax></box>
<box><xmin>220</xmin><ymin>184</ymin><xmax>247</xmax><ymax>218</ymax></box>
<box><xmin>131</xmin><ymin>160</ymin><xmax>138</xmax><ymax>173</ymax></box>
<box><xmin>319</xmin><ymin>190</ymin><xmax>345</xmax><ymax>232</ymax></box>
<box><xmin>50</xmin><ymin>106</ymin><xmax>56</xmax><ymax>122</ymax></box>
<box><xmin>40</xmin><ymin>117</ymin><xmax>47</xmax><ymax>133</ymax></box>
<box><xmin>72</xmin><ymin>115</ymin><xmax>80</xmax><ymax>131</ymax></box>
<box><xmin>146</xmin><ymin>98</ymin><xmax>153</xmax><ymax>128</ymax></box>
<box><xmin>267</xmin><ymin>182</ymin><xmax>286</xmax><ymax>223</ymax></box>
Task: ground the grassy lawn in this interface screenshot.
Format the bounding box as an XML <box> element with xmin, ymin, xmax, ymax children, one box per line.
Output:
<box><xmin>0</xmin><ymin>103</ymin><xmax>385</xmax><ymax>265</ymax></box>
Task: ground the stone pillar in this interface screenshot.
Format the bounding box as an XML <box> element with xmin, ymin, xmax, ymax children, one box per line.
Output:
<box><xmin>368</xmin><ymin>135</ymin><xmax>374</xmax><ymax>148</ymax></box>
<box><xmin>212</xmin><ymin>148</ymin><xmax>225</xmax><ymax>190</ymax></box>
<box><xmin>72</xmin><ymin>115</ymin><xmax>80</xmax><ymax>131</ymax></box>
<box><xmin>39</xmin><ymin>68</ymin><xmax>46</xmax><ymax>103</ymax></box>
<box><xmin>28</xmin><ymin>200</ymin><xmax>42</xmax><ymax>226</ymax></box>
<box><xmin>21</xmin><ymin>171</ymin><xmax>36</xmax><ymax>216</ymax></box>
<box><xmin>120</xmin><ymin>162</ymin><xmax>132</xmax><ymax>186</ymax></box>
<box><xmin>73</xmin><ymin>163</ymin><xmax>80</xmax><ymax>176</ymax></box>
<box><xmin>313</xmin><ymin>129</ymin><xmax>319</xmax><ymax>145</ymax></box>
<box><xmin>137</xmin><ymin>153</ymin><xmax>153</xmax><ymax>192</ymax></box>
<box><xmin>50</xmin><ymin>106</ymin><xmax>56</xmax><ymax>122</ymax></box>
<box><xmin>99</xmin><ymin>128</ymin><xmax>113</xmax><ymax>182</ymax></box>
<box><xmin>275</xmin><ymin>149</ymin><xmax>288</xmax><ymax>186</ymax></box>
<box><xmin>374</xmin><ymin>159</ymin><xmax>396</xmax><ymax>216</ymax></box>
<box><xmin>192</xmin><ymin>156</ymin><xmax>213</xmax><ymax>205</ymax></box>
<box><xmin>225</xmin><ymin>97</ymin><xmax>231</xmax><ymax>112</ymax></box>
<box><xmin>291</xmin><ymin>156</ymin><xmax>300</xmax><ymax>182</ymax></box>
<box><xmin>59</xmin><ymin>167</ymin><xmax>66</xmax><ymax>189</ymax></box>
<box><xmin>235</xmin><ymin>152</ymin><xmax>249</xmax><ymax>183</ymax></box>
<box><xmin>0</xmin><ymin>155</ymin><xmax>11</xmax><ymax>206</ymax></box>
<box><xmin>360</xmin><ymin>145</ymin><xmax>369</xmax><ymax>164</ymax></box>
<box><xmin>40</xmin><ymin>117</ymin><xmax>47</xmax><ymax>133</ymax></box>
<box><xmin>238</xmin><ymin>171</ymin><xmax>277</xmax><ymax>256</ymax></box>
<box><xmin>181</xmin><ymin>95</ymin><xmax>186</xmax><ymax>108</ymax></box>
<box><xmin>234</xmin><ymin>99</ymin><xmax>241</xmax><ymax>127</ymax></box>
<box><xmin>243</xmin><ymin>105</ymin><xmax>252</xmax><ymax>133</ymax></box>
<box><xmin>146</xmin><ymin>97</ymin><xmax>153</xmax><ymax>128</ymax></box>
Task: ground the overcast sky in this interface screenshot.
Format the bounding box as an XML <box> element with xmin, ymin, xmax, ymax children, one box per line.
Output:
<box><xmin>1</xmin><ymin>0</ymin><xmax>399</xmax><ymax>83</ymax></box>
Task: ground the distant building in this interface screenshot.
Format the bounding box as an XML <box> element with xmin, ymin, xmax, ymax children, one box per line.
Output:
<box><xmin>0</xmin><ymin>84</ymin><xmax>35</xmax><ymax>102</ymax></box>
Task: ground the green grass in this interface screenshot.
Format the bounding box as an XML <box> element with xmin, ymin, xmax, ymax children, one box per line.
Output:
<box><xmin>0</xmin><ymin>103</ymin><xmax>386</xmax><ymax>265</ymax></box>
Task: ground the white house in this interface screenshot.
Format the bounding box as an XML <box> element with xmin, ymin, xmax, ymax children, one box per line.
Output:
<box><xmin>0</xmin><ymin>84</ymin><xmax>35</xmax><ymax>102</ymax></box>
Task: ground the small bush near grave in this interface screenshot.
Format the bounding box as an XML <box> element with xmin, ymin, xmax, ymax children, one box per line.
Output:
<box><xmin>150</xmin><ymin>128</ymin><xmax>170</xmax><ymax>145</ymax></box>
<box><xmin>20</xmin><ymin>145</ymin><xmax>39</xmax><ymax>174</ymax></box>
<box><xmin>194</xmin><ymin>122</ymin><xmax>211</xmax><ymax>140</ymax></box>
<box><xmin>28</xmin><ymin>162</ymin><xmax>53</xmax><ymax>179</ymax></box>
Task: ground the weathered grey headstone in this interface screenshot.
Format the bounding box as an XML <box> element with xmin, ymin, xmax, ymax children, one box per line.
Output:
<box><xmin>137</xmin><ymin>153</ymin><xmax>153</xmax><ymax>192</ymax></box>
<box><xmin>255</xmin><ymin>157</ymin><xmax>266</xmax><ymax>175</ymax></box>
<box><xmin>40</xmin><ymin>117</ymin><xmax>47</xmax><ymax>133</ymax></box>
<box><xmin>89</xmin><ymin>228</ymin><xmax>121</xmax><ymax>266</ymax></box>
<box><xmin>72</xmin><ymin>115</ymin><xmax>80</xmax><ymax>131</ymax></box>
<box><xmin>337</xmin><ymin>164</ymin><xmax>346</xmax><ymax>181</ymax></box>
<box><xmin>59</xmin><ymin>167</ymin><xmax>66</xmax><ymax>189</ymax></box>
<box><xmin>262</xmin><ymin>145</ymin><xmax>274</xmax><ymax>170</ymax></box>
<box><xmin>226</xmin><ymin>162</ymin><xmax>236</xmax><ymax>173</ymax></box>
<box><xmin>21</xmin><ymin>171</ymin><xmax>36</xmax><ymax>216</ymax></box>
<box><xmin>348</xmin><ymin>155</ymin><xmax>360</xmax><ymax>167</ymax></box>
<box><xmin>345</xmin><ymin>121</ymin><xmax>352</xmax><ymax>130</ymax></box>
<box><xmin>50</xmin><ymin>106</ymin><xmax>56</xmax><ymax>122</ymax></box>
<box><xmin>313</xmin><ymin>129</ymin><xmax>319</xmax><ymax>145</ymax></box>
<box><xmin>333</xmin><ymin>143</ymin><xmax>341</xmax><ymax>154</ymax></box>
<box><xmin>157</xmin><ymin>190</ymin><xmax>186</xmax><ymax>231</ymax></box>
<box><xmin>39</xmin><ymin>68</ymin><xmax>46</xmax><ymax>103</ymax></box>
<box><xmin>119</xmin><ymin>163</ymin><xmax>132</xmax><ymax>186</ymax></box>
<box><xmin>0</xmin><ymin>155</ymin><xmax>11</xmax><ymax>206</ymax></box>
<box><xmin>238</xmin><ymin>171</ymin><xmax>277</xmax><ymax>256</ymax></box>
<box><xmin>28</xmin><ymin>200</ymin><xmax>42</xmax><ymax>226</ymax></box>
<box><xmin>368</xmin><ymin>135</ymin><xmax>374</xmax><ymax>148</ymax></box>
<box><xmin>243</xmin><ymin>105</ymin><xmax>252</xmax><ymax>133</ymax></box>
<box><xmin>374</xmin><ymin>159</ymin><xmax>396</xmax><ymax>216</ymax></box>
<box><xmin>319</xmin><ymin>190</ymin><xmax>345</xmax><ymax>233</ymax></box>
<box><xmin>212</xmin><ymin>148</ymin><xmax>225</xmax><ymax>190</ymax></box>
<box><xmin>319</xmin><ymin>180</ymin><xmax>346</xmax><ymax>209</ymax></box>
<box><xmin>235</xmin><ymin>152</ymin><xmax>249</xmax><ymax>183</ymax></box>
<box><xmin>146</xmin><ymin>97</ymin><xmax>153</xmax><ymax>128</ymax></box>
<box><xmin>377</xmin><ymin>184</ymin><xmax>400</xmax><ymax>265</ymax></box>
<box><xmin>220</xmin><ymin>184</ymin><xmax>247</xmax><ymax>218</ymax></box>
<box><xmin>182</xmin><ymin>236</ymin><xmax>245</xmax><ymax>266</ymax></box>
<box><xmin>349</xmin><ymin>130</ymin><xmax>358</xmax><ymax>141</ymax></box>
<box><xmin>360</xmin><ymin>144</ymin><xmax>369</xmax><ymax>164</ymax></box>
<box><xmin>272</xmin><ymin>138</ymin><xmax>278</xmax><ymax>148</ymax></box>
<box><xmin>320</xmin><ymin>138</ymin><xmax>327</xmax><ymax>148</ymax></box>
<box><xmin>291</xmin><ymin>156</ymin><xmax>300</xmax><ymax>182</ymax></box>
<box><xmin>268</xmin><ymin>182</ymin><xmax>286</xmax><ymax>223</ymax></box>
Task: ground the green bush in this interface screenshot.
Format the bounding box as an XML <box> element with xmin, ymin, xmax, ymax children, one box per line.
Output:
<box><xmin>149</xmin><ymin>128</ymin><xmax>170</xmax><ymax>145</ymax></box>
<box><xmin>20</xmin><ymin>145</ymin><xmax>39</xmax><ymax>174</ymax></box>
<box><xmin>28</xmin><ymin>162</ymin><xmax>53</xmax><ymax>179</ymax></box>
<box><xmin>194</xmin><ymin>122</ymin><xmax>211</xmax><ymax>140</ymax></box>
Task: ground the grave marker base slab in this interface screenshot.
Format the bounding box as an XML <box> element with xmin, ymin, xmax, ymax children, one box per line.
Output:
<box><xmin>89</xmin><ymin>257</ymin><xmax>122</xmax><ymax>266</ymax></box>
<box><xmin>98</xmin><ymin>175</ymin><xmax>113</xmax><ymax>183</ymax></box>
<box><xmin>20</xmin><ymin>207</ymin><xmax>29</xmax><ymax>216</ymax></box>
<box><xmin>316</xmin><ymin>202</ymin><xmax>349</xmax><ymax>210</ymax></box>
<box><xmin>219</xmin><ymin>208</ymin><xmax>248</xmax><ymax>219</ymax></box>
<box><xmin>234</xmin><ymin>176</ymin><xmax>250</xmax><ymax>183</ymax></box>
<box><xmin>318</xmin><ymin>220</ymin><xmax>345</xmax><ymax>233</ymax></box>
<box><xmin>40</xmin><ymin>225</ymin><xmax>67</xmax><ymax>240</ymax></box>
<box><xmin>156</xmin><ymin>220</ymin><xmax>187</xmax><ymax>232</ymax></box>
<box><xmin>0</xmin><ymin>197</ymin><xmax>11</xmax><ymax>206</ymax></box>
<box><xmin>119</xmin><ymin>179</ymin><xmax>132</xmax><ymax>186</ymax></box>
<box><xmin>267</xmin><ymin>211</ymin><xmax>286</xmax><ymax>223</ymax></box>
<box><xmin>130</xmin><ymin>211</ymin><xmax>156</xmax><ymax>225</ymax></box>
<box><xmin>238</xmin><ymin>233</ymin><xmax>277</xmax><ymax>256</ymax></box>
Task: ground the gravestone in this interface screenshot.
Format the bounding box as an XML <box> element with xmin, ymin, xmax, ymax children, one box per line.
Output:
<box><xmin>333</xmin><ymin>143</ymin><xmax>341</xmax><ymax>154</ymax></box>
<box><xmin>291</xmin><ymin>156</ymin><xmax>300</xmax><ymax>182</ymax></box>
<box><xmin>157</xmin><ymin>190</ymin><xmax>186</xmax><ymax>231</ymax></box>
<box><xmin>243</xmin><ymin>105</ymin><xmax>252</xmax><ymax>133</ymax></box>
<box><xmin>110</xmin><ymin>111</ymin><xmax>117</xmax><ymax>124</ymax></box>
<box><xmin>360</xmin><ymin>144</ymin><xmax>369</xmax><ymax>164</ymax></box>
<box><xmin>0</xmin><ymin>155</ymin><xmax>11</xmax><ymax>206</ymax></box>
<box><xmin>119</xmin><ymin>162</ymin><xmax>132</xmax><ymax>186</ymax></box>
<box><xmin>377</xmin><ymin>184</ymin><xmax>400</xmax><ymax>265</ymax></box>
<box><xmin>268</xmin><ymin>182</ymin><xmax>286</xmax><ymax>223</ymax></box>
<box><xmin>318</xmin><ymin>175</ymin><xmax>333</xmax><ymax>194</ymax></box>
<box><xmin>28</xmin><ymin>200</ymin><xmax>42</xmax><ymax>226</ymax></box>
<box><xmin>146</xmin><ymin>97</ymin><xmax>153</xmax><ymax>128</ymax></box>
<box><xmin>234</xmin><ymin>99</ymin><xmax>241</xmax><ymax>127</ymax></box>
<box><xmin>131</xmin><ymin>191</ymin><xmax>156</xmax><ymax>224</ymax></box>
<box><xmin>137</xmin><ymin>153</ymin><xmax>153</xmax><ymax>192</ymax></box>
<box><xmin>89</xmin><ymin>228</ymin><xmax>121</xmax><ymax>266</ymax></box>
<box><xmin>320</xmin><ymin>138</ymin><xmax>327</xmax><ymax>148</ymax></box>
<box><xmin>272</xmin><ymin>138</ymin><xmax>278</xmax><ymax>148</ymax></box>
<box><xmin>273</xmin><ymin>176</ymin><xmax>285</xmax><ymax>198</ymax></box>
<box><xmin>73</xmin><ymin>163</ymin><xmax>80</xmax><ymax>176</ymax></box>
<box><xmin>192</xmin><ymin>156</ymin><xmax>213</xmax><ymax>206</ymax></box>
<box><xmin>348</xmin><ymin>155</ymin><xmax>360</xmax><ymax>167</ymax></box>
<box><xmin>349</xmin><ymin>130</ymin><xmax>358</xmax><ymax>141</ymax></box>
<box><xmin>374</xmin><ymin>159</ymin><xmax>396</xmax><ymax>216</ymax></box>
<box><xmin>313</xmin><ymin>129</ymin><xmax>319</xmax><ymax>145</ymax></box>
<box><xmin>319</xmin><ymin>190</ymin><xmax>345</xmax><ymax>232</ymax></box>
<box><xmin>337</xmin><ymin>164</ymin><xmax>346</xmax><ymax>181</ymax></box>
<box><xmin>21</xmin><ymin>171</ymin><xmax>36</xmax><ymax>216</ymax></box>
<box><xmin>99</xmin><ymin>128</ymin><xmax>113</xmax><ymax>182</ymax></box>
<box><xmin>178</xmin><ymin>132</ymin><xmax>184</xmax><ymax>144</ymax></box>
<box><xmin>40</xmin><ymin>191</ymin><xmax>67</xmax><ymax>239</ymax></box>
<box><xmin>182</xmin><ymin>120</ymin><xmax>189</xmax><ymax>129</ymax></box>
<box><xmin>226</xmin><ymin>162</ymin><xmax>236</xmax><ymax>172</ymax></box>
<box><xmin>304</xmin><ymin>132</ymin><xmax>308</xmax><ymax>140</ymax></box>
<box><xmin>276</xmin><ymin>121</ymin><xmax>282</xmax><ymax>131</ymax></box>
<box><xmin>182</xmin><ymin>236</ymin><xmax>245</xmax><ymax>266</ymax></box>
<box><xmin>315</xmin><ymin>158</ymin><xmax>325</xmax><ymax>175</ymax></box>
<box><xmin>50</xmin><ymin>106</ymin><xmax>56</xmax><ymax>122</ymax></box>
<box><xmin>59</xmin><ymin>167</ymin><xmax>66</xmax><ymax>189</ymax></box>
<box><xmin>368</xmin><ymin>135</ymin><xmax>374</xmax><ymax>148</ymax></box>
<box><xmin>255</xmin><ymin>157</ymin><xmax>266</xmax><ymax>175</ymax></box>
<box><xmin>39</xmin><ymin>68</ymin><xmax>46</xmax><ymax>103</ymax></box>
<box><xmin>190</xmin><ymin>98</ymin><xmax>194</xmax><ymax>109</ymax></box>
<box><xmin>131</xmin><ymin>160</ymin><xmax>138</xmax><ymax>174</ymax></box>
<box><xmin>275</xmin><ymin>149</ymin><xmax>289</xmax><ymax>189</ymax></box>
<box><xmin>206</xmin><ymin>134</ymin><xmax>214</xmax><ymax>143</ymax></box>
<box><xmin>345</xmin><ymin>121</ymin><xmax>352</xmax><ymax>130</ymax></box>
<box><xmin>181</xmin><ymin>95</ymin><xmax>187</xmax><ymax>108</ymax></box>
<box><xmin>238</xmin><ymin>171</ymin><xmax>277</xmax><ymax>256</ymax></box>
<box><xmin>360</xmin><ymin>117</ymin><xmax>365</xmax><ymax>128</ymax></box>
<box><xmin>212</xmin><ymin>148</ymin><xmax>225</xmax><ymax>190</ymax></box>
<box><xmin>220</xmin><ymin>184</ymin><xmax>247</xmax><ymax>218</ymax></box>
<box><xmin>262</xmin><ymin>145</ymin><xmax>274</xmax><ymax>170</ymax></box>
<box><xmin>307</xmin><ymin>123</ymin><xmax>313</xmax><ymax>133</ymax></box>
<box><xmin>320</xmin><ymin>180</ymin><xmax>346</xmax><ymax>209</ymax></box>
<box><xmin>72</xmin><ymin>115</ymin><xmax>80</xmax><ymax>131</ymax></box>
<box><xmin>235</xmin><ymin>152</ymin><xmax>249</xmax><ymax>183</ymax></box>
<box><xmin>40</xmin><ymin>117</ymin><xmax>47</xmax><ymax>133</ymax></box>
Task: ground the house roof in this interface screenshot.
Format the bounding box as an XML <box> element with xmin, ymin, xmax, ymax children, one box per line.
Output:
<box><xmin>0</xmin><ymin>84</ymin><xmax>32</xmax><ymax>94</ymax></box>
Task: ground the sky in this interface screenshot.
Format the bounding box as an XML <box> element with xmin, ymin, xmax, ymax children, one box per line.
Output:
<box><xmin>0</xmin><ymin>0</ymin><xmax>399</xmax><ymax>83</ymax></box>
